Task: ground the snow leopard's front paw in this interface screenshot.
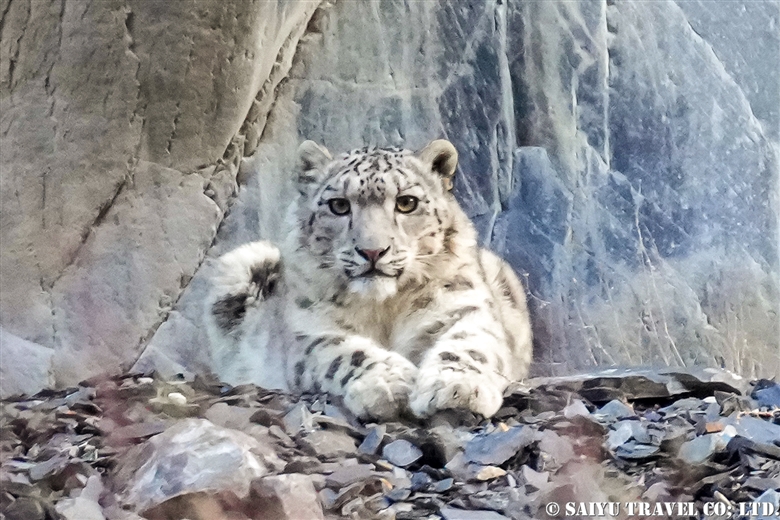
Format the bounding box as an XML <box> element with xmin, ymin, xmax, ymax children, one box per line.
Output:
<box><xmin>342</xmin><ymin>354</ymin><xmax>417</xmax><ymax>421</ymax></box>
<box><xmin>410</xmin><ymin>363</ymin><xmax>506</xmax><ymax>419</ymax></box>
<box><xmin>209</xmin><ymin>241</ymin><xmax>282</xmax><ymax>335</ymax></box>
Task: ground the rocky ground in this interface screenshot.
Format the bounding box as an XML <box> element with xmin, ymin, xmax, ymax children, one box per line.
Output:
<box><xmin>1</xmin><ymin>368</ymin><xmax>778</xmax><ymax>520</ymax></box>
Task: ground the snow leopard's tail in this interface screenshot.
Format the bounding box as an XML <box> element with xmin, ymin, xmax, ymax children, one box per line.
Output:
<box><xmin>204</xmin><ymin>241</ymin><xmax>282</xmax><ymax>348</ymax></box>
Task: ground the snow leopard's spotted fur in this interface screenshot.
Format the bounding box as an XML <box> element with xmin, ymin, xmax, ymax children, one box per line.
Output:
<box><xmin>205</xmin><ymin>140</ymin><xmax>532</xmax><ymax>420</ymax></box>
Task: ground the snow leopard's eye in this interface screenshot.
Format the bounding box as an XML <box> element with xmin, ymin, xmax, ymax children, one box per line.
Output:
<box><xmin>395</xmin><ymin>195</ymin><xmax>419</xmax><ymax>214</ymax></box>
<box><xmin>328</xmin><ymin>198</ymin><xmax>351</xmax><ymax>215</ymax></box>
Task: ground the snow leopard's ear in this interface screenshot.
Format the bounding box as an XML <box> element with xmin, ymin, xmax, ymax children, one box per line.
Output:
<box><xmin>297</xmin><ymin>140</ymin><xmax>333</xmax><ymax>187</ymax></box>
<box><xmin>416</xmin><ymin>139</ymin><xmax>458</xmax><ymax>191</ymax></box>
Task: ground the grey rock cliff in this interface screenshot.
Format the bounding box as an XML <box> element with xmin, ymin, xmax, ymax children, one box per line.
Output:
<box><xmin>1</xmin><ymin>0</ymin><xmax>319</xmax><ymax>391</ymax></box>
<box><xmin>1</xmin><ymin>0</ymin><xmax>777</xmax><ymax>395</ymax></box>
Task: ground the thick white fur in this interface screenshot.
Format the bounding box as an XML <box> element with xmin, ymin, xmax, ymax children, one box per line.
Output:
<box><xmin>205</xmin><ymin>141</ymin><xmax>532</xmax><ymax>420</ymax></box>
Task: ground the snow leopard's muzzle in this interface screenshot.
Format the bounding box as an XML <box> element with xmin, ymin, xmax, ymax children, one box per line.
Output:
<box><xmin>339</xmin><ymin>240</ymin><xmax>410</xmax><ymax>280</ymax></box>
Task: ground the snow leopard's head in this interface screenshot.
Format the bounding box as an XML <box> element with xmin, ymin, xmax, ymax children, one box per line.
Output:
<box><xmin>294</xmin><ymin>139</ymin><xmax>463</xmax><ymax>299</ymax></box>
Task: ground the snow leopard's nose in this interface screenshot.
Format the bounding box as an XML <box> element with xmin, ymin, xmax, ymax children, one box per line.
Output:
<box><xmin>355</xmin><ymin>246</ymin><xmax>389</xmax><ymax>264</ymax></box>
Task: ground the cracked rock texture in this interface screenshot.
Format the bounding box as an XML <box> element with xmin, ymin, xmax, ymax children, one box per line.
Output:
<box><xmin>0</xmin><ymin>0</ymin><xmax>320</xmax><ymax>392</ymax></box>
<box><xmin>1</xmin><ymin>1</ymin><xmax>778</xmax><ymax>395</ymax></box>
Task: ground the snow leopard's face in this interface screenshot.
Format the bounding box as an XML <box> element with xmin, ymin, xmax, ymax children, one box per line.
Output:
<box><xmin>295</xmin><ymin>140</ymin><xmax>459</xmax><ymax>299</ymax></box>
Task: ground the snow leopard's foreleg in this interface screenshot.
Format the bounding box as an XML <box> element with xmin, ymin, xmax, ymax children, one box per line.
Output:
<box><xmin>286</xmin><ymin>315</ymin><xmax>417</xmax><ymax>420</ymax></box>
<box><xmin>406</xmin><ymin>271</ymin><xmax>520</xmax><ymax>418</ymax></box>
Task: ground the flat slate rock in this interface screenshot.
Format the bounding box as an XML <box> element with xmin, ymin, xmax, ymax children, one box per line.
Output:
<box><xmin>439</xmin><ymin>506</ymin><xmax>511</xmax><ymax>520</ymax></box>
<box><xmin>382</xmin><ymin>439</ymin><xmax>423</xmax><ymax>467</ymax></box>
<box><xmin>464</xmin><ymin>426</ymin><xmax>535</xmax><ymax>465</ymax></box>
<box><xmin>299</xmin><ymin>429</ymin><xmax>358</xmax><ymax>459</ymax></box>
<box><xmin>325</xmin><ymin>464</ymin><xmax>375</xmax><ymax>488</ymax></box>
<box><xmin>752</xmin><ymin>380</ymin><xmax>780</xmax><ymax>409</ymax></box>
<box><xmin>526</xmin><ymin>367</ymin><xmax>748</xmax><ymax>403</ymax></box>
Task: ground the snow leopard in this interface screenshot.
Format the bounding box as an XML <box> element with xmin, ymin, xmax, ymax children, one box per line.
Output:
<box><xmin>205</xmin><ymin>139</ymin><xmax>532</xmax><ymax>421</ymax></box>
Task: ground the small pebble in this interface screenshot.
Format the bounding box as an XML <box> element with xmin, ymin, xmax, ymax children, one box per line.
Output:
<box><xmin>167</xmin><ymin>392</ymin><xmax>187</xmax><ymax>406</ymax></box>
<box><xmin>476</xmin><ymin>466</ymin><xmax>506</xmax><ymax>481</ymax></box>
<box><xmin>433</xmin><ymin>477</ymin><xmax>454</xmax><ymax>492</ymax></box>
<box><xmin>410</xmin><ymin>471</ymin><xmax>433</xmax><ymax>491</ymax></box>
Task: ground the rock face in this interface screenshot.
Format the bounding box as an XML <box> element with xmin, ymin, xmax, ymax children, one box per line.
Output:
<box><xmin>0</xmin><ymin>0</ymin><xmax>320</xmax><ymax>391</ymax></box>
<box><xmin>1</xmin><ymin>0</ymin><xmax>777</xmax><ymax>394</ymax></box>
